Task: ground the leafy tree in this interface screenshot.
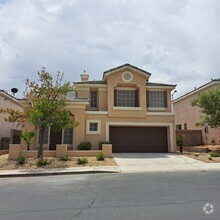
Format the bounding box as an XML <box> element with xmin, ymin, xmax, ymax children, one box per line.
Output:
<box><xmin>191</xmin><ymin>85</ymin><xmax>220</xmax><ymax>128</ymax></box>
<box><xmin>2</xmin><ymin>69</ymin><xmax>79</xmax><ymax>158</ymax></box>
<box><xmin>21</xmin><ymin>131</ymin><xmax>35</xmax><ymax>151</ymax></box>
<box><xmin>0</xmin><ymin>108</ymin><xmax>25</xmax><ymax>126</ymax></box>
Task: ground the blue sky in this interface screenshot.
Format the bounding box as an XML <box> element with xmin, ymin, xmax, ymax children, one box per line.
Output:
<box><xmin>0</xmin><ymin>0</ymin><xmax>219</xmax><ymax>98</ymax></box>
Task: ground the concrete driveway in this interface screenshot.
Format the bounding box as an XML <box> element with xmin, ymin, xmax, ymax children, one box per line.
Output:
<box><xmin>113</xmin><ymin>153</ymin><xmax>217</xmax><ymax>173</ymax></box>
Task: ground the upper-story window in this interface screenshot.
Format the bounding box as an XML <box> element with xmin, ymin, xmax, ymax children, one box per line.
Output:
<box><xmin>90</xmin><ymin>90</ymin><xmax>98</xmax><ymax>110</ymax></box>
<box><xmin>147</xmin><ymin>91</ymin><xmax>167</xmax><ymax>108</ymax></box>
<box><xmin>114</xmin><ymin>89</ymin><xmax>138</xmax><ymax>107</ymax></box>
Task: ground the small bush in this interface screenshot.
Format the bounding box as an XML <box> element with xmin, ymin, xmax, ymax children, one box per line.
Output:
<box><xmin>16</xmin><ymin>156</ymin><xmax>26</xmax><ymax>165</ymax></box>
<box><xmin>209</xmin><ymin>151</ymin><xmax>220</xmax><ymax>157</ymax></box>
<box><xmin>77</xmin><ymin>142</ymin><xmax>91</xmax><ymax>150</ymax></box>
<box><xmin>60</xmin><ymin>155</ymin><xmax>69</xmax><ymax>161</ymax></box>
<box><xmin>209</xmin><ymin>157</ymin><xmax>213</xmax><ymax>161</ymax></box>
<box><xmin>77</xmin><ymin>157</ymin><xmax>88</xmax><ymax>165</ymax></box>
<box><xmin>37</xmin><ymin>158</ymin><xmax>52</xmax><ymax>166</ymax></box>
<box><xmin>194</xmin><ymin>154</ymin><xmax>199</xmax><ymax>157</ymax></box>
<box><xmin>98</xmin><ymin>141</ymin><xmax>110</xmax><ymax>150</ymax></box>
<box><xmin>96</xmin><ymin>152</ymin><xmax>105</xmax><ymax>161</ymax></box>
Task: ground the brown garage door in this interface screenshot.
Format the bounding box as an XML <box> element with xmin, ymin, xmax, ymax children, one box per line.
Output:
<box><xmin>110</xmin><ymin>126</ymin><xmax>168</xmax><ymax>153</ymax></box>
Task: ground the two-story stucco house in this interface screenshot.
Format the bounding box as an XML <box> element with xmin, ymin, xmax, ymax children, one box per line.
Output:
<box><xmin>0</xmin><ymin>90</ymin><xmax>23</xmax><ymax>150</ymax></box>
<box><xmin>24</xmin><ymin>64</ymin><xmax>176</xmax><ymax>153</ymax></box>
<box><xmin>173</xmin><ymin>78</ymin><xmax>220</xmax><ymax>145</ymax></box>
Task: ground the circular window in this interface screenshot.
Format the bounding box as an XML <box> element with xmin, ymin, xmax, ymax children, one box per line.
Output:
<box><xmin>122</xmin><ymin>71</ymin><xmax>133</xmax><ymax>82</ymax></box>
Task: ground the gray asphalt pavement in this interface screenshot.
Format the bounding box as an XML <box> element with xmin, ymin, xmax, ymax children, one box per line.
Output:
<box><xmin>0</xmin><ymin>171</ymin><xmax>219</xmax><ymax>220</ymax></box>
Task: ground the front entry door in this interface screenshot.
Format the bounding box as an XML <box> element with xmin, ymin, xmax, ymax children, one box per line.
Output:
<box><xmin>49</xmin><ymin>130</ymin><xmax>62</xmax><ymax>150</ymax></box>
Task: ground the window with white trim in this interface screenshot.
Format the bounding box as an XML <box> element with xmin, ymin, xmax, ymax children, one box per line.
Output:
<box><xmin>147</xmin><ymin>91</ymin><xmax>167</xmax><ymax>108</ymax></box>
<box><xmin>86</xmin><ymin>120</ymin><xmax>101</xmax><ymax>134</ymax></box>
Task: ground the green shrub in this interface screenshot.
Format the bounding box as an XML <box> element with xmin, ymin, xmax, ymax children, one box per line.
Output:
<box><xmin>209</xmin><ymin>157</ymin><xmax>213</xmax><ymax>160</ymax></box>
<box><xmin>209</xmin><ymin>151</ymin><xmax>220</xmax><ymax>157</ymax></box>
<box><xmin>77</xmin><ymin>142</ymin><xmax>91</xmax><ymax>150</ymax></box>
<box><xmin>60</xmin><ymin>155</ymin><xmax>69</xmax><ymax>161</ymax></box>
<box><xmin>98</xmin><ymin>141</ymin><xmax>110</xmax><ymax>150</ymax></box>
<box><xmin>77</xmin><ymin>157</ymin><xmax>88</xmax><ymax>165</ymax></box>
<box><xmin>176</xmin><ymin>135</ymin><xmax>184</xmax><ymax>147</ymax></box>
<box><xmin>96</xmin><ymin>152</ymin><xmax>105</xmax><ymax>161</ymax></box>
<box><xmin>37</xmin><ymin>158</ymin><xmax>52</xmax><ymax>166</ymax></box>
<box><xmin>16</xmin><ymin>156</ymin><xmax>26</xmax><ymax>165</ymax></box>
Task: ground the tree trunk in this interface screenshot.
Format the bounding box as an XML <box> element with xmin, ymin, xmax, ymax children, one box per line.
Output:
<box><xmin>38</xmin><ymin>127</ymin><xmax>44</xmax><ymax>158</ymax></box>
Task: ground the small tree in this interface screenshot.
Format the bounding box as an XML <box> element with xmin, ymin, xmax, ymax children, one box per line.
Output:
<box><xmin>25</xmin><ymin>69</ymin><xmax>79</xmax><ymax>158</ymax></box>
<box><xmin>191</xmin><ymin>85</ymin><xmax>220</xmax><ymax>128</ymax></box>
<box><xmin>176</xmin><ymin>134</ymin><xmax>184</xmax><ymax>153</ymax></box>
<box><xmin>2</xmin><ymin>68</ymin><xmax>79</xmax><ymax>158</ymax></box>
<box><xmin>21</xmin><ymin>131</ymin><xmax>35</xmax><ymax>151</ymax></box>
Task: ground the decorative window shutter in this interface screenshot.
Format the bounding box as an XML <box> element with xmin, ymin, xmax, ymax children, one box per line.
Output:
<box><xmin>114</xmin><ymin>90</ymin><xmax>117</xmax><ymax>106</ymax></box>
<box><xmin>163</xmin><ymin>91</ymin><xmax>167</xmax><ymax>108</ymax></box>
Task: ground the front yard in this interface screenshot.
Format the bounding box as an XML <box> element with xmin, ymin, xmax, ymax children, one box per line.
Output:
<box><xmin>183</xmin><ymin>144</ymin><xmax>220</xmax><ymax>163</ymax></box>
<box><xmin>184</xmin><ymin>152</ymin><xmax>220</xmax><ymax>163</ymax></box>
<box><xmin>0</xmin><ymin>154</ymin><xmax>117</xmax><ymax>170</ymax></box>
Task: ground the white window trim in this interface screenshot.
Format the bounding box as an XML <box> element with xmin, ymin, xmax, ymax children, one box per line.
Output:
<box><xmin>85</xmin><ymin>111</ymin><xmax>108</xmax><ymax>115</ymax></box>
<box><xmin>86</xmin><ymin>120</ymin><xmax>101</xmax><ymax>134</ymax></box>
<box><xmin>146</xmin><ymin>112</ymin><xmax>175</xmax><ymax>116</ymax></box>
<box><xmin>148</xmin><ymin>107</ymin><xmax>166</xmax><ymax>111</ymax></box>
<box><xmin>113</xmin><ymin>107</ymin><xmax>142</xmax><ymax>110</ymax></box>
<box><xmin>105</xmin><ymin>122</ymin><xmax>175</xmax><ymax>152</ymax></box>
<box><xmin>115</xmin><ymin>87</ymin><xmax>136</xmax><ymax>91</ymax></box>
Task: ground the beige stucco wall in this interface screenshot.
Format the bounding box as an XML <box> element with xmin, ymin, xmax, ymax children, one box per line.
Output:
<box><xmin>83</xmin><ymin>113</ymin><xmax>176</xmax><ymax>152</ymax></box>
<box><xmin>173</xmin><ymin>83</ymin><xmax>220</xmax><ymax>144</ymax></box>
<box><xmin>98</xmin><ymin>88</ymin><xmax>107</xmax><ymax>111</ymax></box>
<box><xmin>107</xmin><ymin>68</ymin><xmax>147</xmax><ymax>117</ymax></box>
<box><xmin>0</xmin><ymin>92</ymin><xmax>23</xmax><ymax>144</ymax></box>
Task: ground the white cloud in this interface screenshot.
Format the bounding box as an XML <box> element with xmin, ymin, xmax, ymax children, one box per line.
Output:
<box><xmin>0</xmin><ymin>0</ymin><xmax>219</xmax><ymax>98</ymax></box>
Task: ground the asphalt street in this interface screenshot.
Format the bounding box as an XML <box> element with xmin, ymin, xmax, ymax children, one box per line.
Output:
<box><xmin>0</xmin><ymin>171</ymin><xmax>219</xmax><ymax>220</ymax></box>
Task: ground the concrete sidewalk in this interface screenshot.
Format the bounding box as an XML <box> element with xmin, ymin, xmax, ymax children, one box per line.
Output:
<box><xmin>0</xmin><ymin>166</ymin><xmax>121</xmax><ymax>178</ymax></box>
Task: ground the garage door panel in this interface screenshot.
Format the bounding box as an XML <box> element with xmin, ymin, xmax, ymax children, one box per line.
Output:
<box><xmin>110</xmin><ymin>127</ymin><xmax>168</xmax><ymax>153</ymax></box>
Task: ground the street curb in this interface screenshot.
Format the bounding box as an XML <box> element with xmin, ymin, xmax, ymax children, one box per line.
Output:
<box><xmin>0</xmin><ymin>169</ymin><xmax>121</xmax><ymax>178</ymax></box>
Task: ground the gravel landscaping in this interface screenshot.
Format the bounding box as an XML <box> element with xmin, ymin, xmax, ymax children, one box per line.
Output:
<box><xmin>181</xmin><ymin>144</ymin><xmax>220</xmax><ymax>163</ymax></box>
<box><xmin>184</xmin><ymin>152</ymin><xmax>220</xmax><ymax>163</ymax></box>
<box><xmin>0</xmin><ymin>154</ymin><xmax>117</xmax><ymax>170</ymax></box>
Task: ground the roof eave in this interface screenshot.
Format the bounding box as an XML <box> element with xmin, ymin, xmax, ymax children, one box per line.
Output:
<box><xmin>102</xmin><ymin>64</ymin><xmax>151</xmax><ymax>81</ymax></box>
<box><xmin>173</xmin><ymin>80</ymin><xmax>220</xmax><ymax>104</ymax></box>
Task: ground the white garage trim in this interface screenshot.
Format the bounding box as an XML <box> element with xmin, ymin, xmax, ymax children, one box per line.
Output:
<box><xmin>106</xmin><ymin>122</ymin><xmax>174</xmax><ymax>152</ymax></box>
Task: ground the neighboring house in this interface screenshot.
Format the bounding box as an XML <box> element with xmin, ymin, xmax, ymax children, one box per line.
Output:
<box><xmin>0</xmin><ymin>90</ymin><xmax>23</xmax><ymax>149</ymax></box>
<box><xmin>23</xmin><ymin>64</ymin><xmax>176</xmax><ymax>153</ymax></box>
<box><xmin>173</xmin><ymin>79</ymin><xmax>220</xmax><ymax>145</ymax></box>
